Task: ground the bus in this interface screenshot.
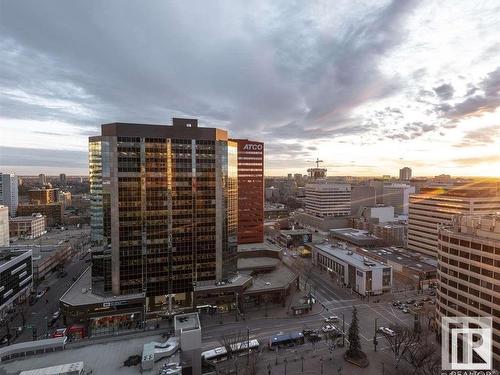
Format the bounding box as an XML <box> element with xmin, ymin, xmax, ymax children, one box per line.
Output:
<box><xmin>202</xmin><ymin>339</ymin><xmax>260</xmax><ymax>363</ymax></box>
<box><xmin>268</xmin><ymin>331</ymin><xmax>305</xmax><ymax>350</ymax></box>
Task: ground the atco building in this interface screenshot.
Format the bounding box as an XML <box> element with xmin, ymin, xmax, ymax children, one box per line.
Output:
<box><xmin>230</xmin><ymin>139</ymin><xmax>264</xmax><ymax>244</ymax></box>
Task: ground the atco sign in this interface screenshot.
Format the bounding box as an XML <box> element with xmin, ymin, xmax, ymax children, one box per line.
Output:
<box><xmin>242</xmin><ymin>143</ymin><xmax>263</xmax><ymax>151</ymax></box>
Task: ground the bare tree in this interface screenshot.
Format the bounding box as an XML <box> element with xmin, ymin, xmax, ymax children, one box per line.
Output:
<box><xmin>383</xmin><ymin>325</ymin><xmax>420</xmax><ymax>368</ymax></box>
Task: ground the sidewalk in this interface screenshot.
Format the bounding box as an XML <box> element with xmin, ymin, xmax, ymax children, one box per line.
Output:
<box><xmin>200</xmin><ymin>289</ymin><xmax>325</xmax><ymax>328</ymax></box>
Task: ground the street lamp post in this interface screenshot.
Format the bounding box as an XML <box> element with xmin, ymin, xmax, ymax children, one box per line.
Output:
<box><xmin>374</xmin><ymin>317</ymin><xmax>378</xmax><ymax>352</ymax></box>
<box><xmin>341</xmin><ymin>312</ymin><xmax>345</xmax><ymax>347</ymax></box>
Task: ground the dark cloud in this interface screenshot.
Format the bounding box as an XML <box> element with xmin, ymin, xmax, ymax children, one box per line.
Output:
<box><xmin>454</xmin><ymin>125</ymin><xmax>500</xmax><ymax>147</ymax></box>
<box><xmin>433</xmin><ymin>83</ymin><xmax>454</xmax><ymax>100</ymax></box>
<box><xmin>385</xmin><ymin>121</ymin><xmax>437</xmax><ymax>141</ymax></box>
<box><xmin>0</xmin><ymin>146</ymin><xmax>87</xmax><ymax>168</ymax></box>
<box><xmin>443</xmin><ymin>67</ymin><xmax>500</xmax><ymax>120</ymax></box>
<box><xmin>0</xmin><ymin>0</ymin><xmax>420</xmax><ymax>164</ymax></box>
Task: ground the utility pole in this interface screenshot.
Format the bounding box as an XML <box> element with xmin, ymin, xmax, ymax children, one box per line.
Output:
<box><xmin>247</xmin><ymin>326</ymin><xmax>250</xmax><ymax>366</ymax></box>
<box><xmin>342</xmin><ymin>312</ymin><xmax>345</xmax><ymax>347</ymax></box>
<box><xmin>374</xmin><ymin>317</ymin><xmax>378</xmax><ymax>352</ymax></box>
<box><xmin>235</xmin><ymin>292</ymin><xmax>239</xmax><ymax>322</ymax></box>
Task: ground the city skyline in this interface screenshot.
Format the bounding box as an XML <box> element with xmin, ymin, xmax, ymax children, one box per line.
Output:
<box><xmin>1</xmin><ymin>1</ymin><xmax>500</xmax><ymax>176</ymax></box>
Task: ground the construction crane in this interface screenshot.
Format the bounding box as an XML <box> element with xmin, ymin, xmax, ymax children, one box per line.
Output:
<box><xmin>306</xmin><ymin>158</ymin><xmax>324</xmax><ymax>168</ymax></box>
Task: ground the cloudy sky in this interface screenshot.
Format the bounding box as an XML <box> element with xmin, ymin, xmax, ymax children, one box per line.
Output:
<box><xmin>1</xmin><ymin>0</ymin><xmax>500</xmax><ymax>176</ymax></box>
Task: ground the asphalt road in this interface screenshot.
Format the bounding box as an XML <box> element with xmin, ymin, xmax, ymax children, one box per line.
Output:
<box><xmin>201</xmin><ymin>252</ymin><xmax>430</xmax><ymax>374</ymax></box>
<box><xmin>6</xmin><ymin>251</ymin><xmax>89</xmax><ymax>344</ymax></box>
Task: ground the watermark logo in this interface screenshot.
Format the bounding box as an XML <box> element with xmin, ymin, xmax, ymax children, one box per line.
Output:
<box><xmin>441</xmin><ymin>316</ymin><xmax>492</xmax><ymax>370</ymax></box>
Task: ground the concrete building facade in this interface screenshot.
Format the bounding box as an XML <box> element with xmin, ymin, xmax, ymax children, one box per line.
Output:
<box><xmin>305</xmin><ymin>182</ymin><xmax>351</xmax><ymax>218</ymax></box>
<box><xmin>436</xmin><ymin>214</ymin><xmax>500</xmax><ymax>366</ymax></box>
<box><xmin>0</xmin><ymin>206</ymin><xmax>9</xmax><ymax>247</ymax></box>
<box><xmin>408</xmin><ymin>185</ymin><xmax>500</xmax><ymax>257</ymax></box>
<box><xmin>9</xmin><ymin>214</ymin><xmax>46</xmax><ymax>239</ymax></box>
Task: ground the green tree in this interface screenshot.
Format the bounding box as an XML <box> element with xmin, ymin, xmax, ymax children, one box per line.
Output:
<box><xmin>346</xmin><ymin>306</ymin><xmax>362</xmax><ymax>358</ymax></box>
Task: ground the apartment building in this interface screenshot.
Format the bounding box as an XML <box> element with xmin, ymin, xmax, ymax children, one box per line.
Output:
<box><xmin>408</xmin><ymin>185</ymin><xmax>500</xmax><ymax>257</ymax></box>
<box><xmin>437</xmin><ymin>214</ymin><xmax>500</xmax><ymax>366</ymax></box>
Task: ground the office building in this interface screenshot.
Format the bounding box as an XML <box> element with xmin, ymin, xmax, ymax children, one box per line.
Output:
<box><xmin>305</xmin><ymin>182</ymin><xmax>351</xmax><ymax>218</ymax></box>
<box><xmin>230</xmin><ymin>139</ymin><xmax>264</xmax><ymax>244</ymax></box>
<box><xmin>58</xmin><ymin>191</ymin><xmax>72</xmax><ymax>208</ymax></box>
<box><xmin>59</xmin><ymin>173</ymin><xmax>67</xmax><ymax>185</ymax></box>
<box><xmin>88</xmin><ymin>118</ymin><xmax>238</xmax><ymax>310</ymax></box>
<box><xmin>399</xmin><ymin>167</ymin><xmax>412</xmax><ymax>180</ymax></box>
<box><xmin>408</xmin><ymin>184</ymin><xmax>500</xmax><ymax>257</ymax></box>
<box><xmin>9</xmin><ymin>214</ymin><xmax>46</xmax><ymax>239</ymax></box>
<box><xmin>38</xmin><ymin>174</ymin><xmax>46</xmax><ymax>186</ymax></box>
<box><xmin>0</xmin><ymin>249</ymin><xmax>32</xmax><ymax>317</ymax></box>
<box><xmin>0</xmin><ymin>173</ymin><xmax>19</xmax><ymax>217</ymax></box>
<box><xmin>437</xmin><ymin>214</ymin><xmax>500</xmax><ymax>366</ymax></box>
<box><xmin>0</xmin><ymin>206</ymin><xmax>9</xmax><ymax>247</ymax></box>
<box><xmin>312</xmin><ymin>243</ymin><xmax>392</xmax><ymax>295</ymax></box>
<box><xmin>29</xmin><ymin>187</ymin><xmax>59</xmax><ymax>204</ymax></box>
<box><xmin>16</xmin><ymin>202</ymin><xmax>63</xmax><ymax>227</ymax></box>
<box><xmin>382</xmin><ymin>184</ymin><xmax>415</xmax><ymax>215</ymax></box>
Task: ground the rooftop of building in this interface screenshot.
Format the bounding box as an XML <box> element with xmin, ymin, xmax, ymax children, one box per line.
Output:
<box><xmin>0</xmin><ymin>333</ymin><xmax>169</xmax><ymax>375</ymax></box>
<box><xmin>0</xmin><ymin>248</ymin><xmax>31</xmax><ymax>267</ymax></box>
<box><xmin>279</xmin><ymin>229</ymin><xmax>312</xmax><ymax>236</ymax></box>
<box><xmin>237</xmin><ymin>242</ymin><xmax>280</xmax><ymax>253</ymax></box>
<box><xmin>237</xmin><ymin>257</ymin><xmax>280</xmax><ymax>271</ymax></box>
<box><xmin>194</xmin><ymin>273</ymin><xmax>253</xmax><ymax>292</ymax></box>
<box><xmin>95</xmin><ymin>118</ymin><xmax>228</xmax><ymax>141</ymax></box>
<box><xmin>9</xmin><ymin>214</ymin><xmax>45</xmax><ymax>222</ymax></box>
<box><xmin>174</xmin><ymin>312</ymin><xmax>200</xmax><ymax>332</ymax></box>
<box><xmin>329</xmin><ymin>228</ymin><xmax>381</xmax><ymax>241</ymax></box>
<box><xmin>244</xmin><ymin>263</ymin><xmax>298</xmax><ymax>293</ymax></box>
<box><xmin>361</xmin><ymin>247</ymin><xmax>436</xmax><ymax>272</ymax></box>
<box><xmin>59</xmin><ymin>267</ymin><xmax>144</xmax><ymax>307</ymax></box>
<box><xmin>314</xmin><ymin>242</ymin><xmax>387</xmax><ymax>271</ymax></box>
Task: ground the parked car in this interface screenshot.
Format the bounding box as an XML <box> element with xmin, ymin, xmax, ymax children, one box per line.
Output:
<box><xmin>36</xmin><ymin>290</ymin><xmax>46</xmax><ymax>299</ymax></box>
<box><xmin>392</xmin><ymin>300</ymin><xmax>401</xmax><ymax>307</ymax></box>
<box><xmin>324</xmin><ymin>315</ymin><xmax>339</xmax><ymax>323</ymax></box>
<box><xmin>52</xmin><ymin>311</ymin><xmax>61</xmax><ymax>320</ymax></box>
<box><xmin>378</xmin><ymin>327</ymin><xmax>396</xmax><ymax>337</ymax></box>
<box><xmin>322</xmin><ymin>325</ymin><xmax>336</xmax><ymax>333</ymax></box>
<box><xmin>406</xmin><ymin>298</ymin><xmax>416</xmax><ymax>304</ymax></box>
<box><xmin>402</xmin><ymin>308</ymin><xmax>410</xmax><ymax>314</ymax></box>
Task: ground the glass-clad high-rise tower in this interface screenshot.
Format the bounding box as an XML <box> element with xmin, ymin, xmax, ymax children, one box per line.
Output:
<box><xmin>89</xmin><ymin>118</ymin><xmax>237</xmax><ymax>309</ymax></box>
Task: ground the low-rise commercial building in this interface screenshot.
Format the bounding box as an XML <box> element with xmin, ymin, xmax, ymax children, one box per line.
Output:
<box><xmin>312</xmin><ymin>243</ymin><xmax>392</xmax><ymax>295</ymax></box>
<box><xmin>277</xmin><ymin>229</ymin><xmax>312</xmax><ymax>248</ymax></box>
<box><xmin>9</xmin><ymin>214</ymin><xmax>46</xmax><ymax>239</ymax></box>
<box><xmin>29</xmin><ymin>187</ymin><xmax>59</xmax><ymax>204</ymax></box>
<box><xmin>0</xmin><ymin>249</ymin><xmax>32</xmax><ymax>317</ymax></box>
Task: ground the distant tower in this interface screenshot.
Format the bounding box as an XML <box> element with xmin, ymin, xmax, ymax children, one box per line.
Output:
<box><xmin>0</xmin><ymin>173</ymin><xmax>19</xmax><ymax>217</ymax></box>
<box><xmin>38</xmin><ymin>173</ymin><xmax>46</xmax><ymax>185</ymax></box>
<box><xmin>399</xmin><ymin>167</ymin><xmax>412</xmax><ymax>181</ymax></box>
<box><xmin>59</xmin><ymin>173</ymin><xmax>67</xmax><ymax>185</ymax></box>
